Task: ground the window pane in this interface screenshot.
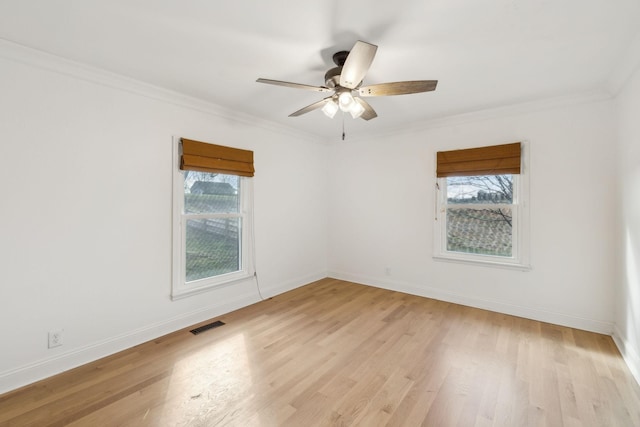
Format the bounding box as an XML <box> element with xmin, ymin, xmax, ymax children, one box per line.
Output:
<box><xmin>446</xmin><ymin>175</ymin><xmax>513</xmax><ymax>204</ymax></box>
<box><xmin>185</xmin><ymin>218</ymin><xmax>241</xmax><ymax>282</ymax></box>
<box><xmin>184</xmin><ymin>172</ymin><xmax>240</xmax><ymax>214</ymax></box>
<box><xmin>446</xmin><ymin>207</ymin><xmax>512</xmax><ymax>256</ymax></box>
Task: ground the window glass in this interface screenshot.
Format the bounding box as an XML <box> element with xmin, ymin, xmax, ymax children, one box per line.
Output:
<box><xmin>445</xmin><ymin>175</ymin><xmax>514</xmax><ymax>257</ymax></box>
<box><xmin>185</xmin><ymin>217</ymin><xmax>241</xmax><ymax>281</ymax></box>
<box><xmin>446</xmin><ymin>175</ymin><xmax>513</xmax><ymax>204</ymax></box>
<box><xmin>435</xmin><ymin>168</ymin><xmax>529</xmax><ymax>270</ymax></box>
<box><xmin>446</xmin><ymin>206</ymin><xmax>513</xmax><ymax>256</ymax></box>
<box><xmin>184</xmin><ymin>172</ymin><xmax>240</xmax><ymax>214</ymax></box>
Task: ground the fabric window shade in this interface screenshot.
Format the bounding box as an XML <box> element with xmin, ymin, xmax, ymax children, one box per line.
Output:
<box><xmin>180</xmin><ymin>138</ymin><xmax>254</xmax><ymax>177</ymax></box>
<box><xmin>436</xmin><ymin>142</ymin><xmax>521</xmax><ymax>177</ymax></box>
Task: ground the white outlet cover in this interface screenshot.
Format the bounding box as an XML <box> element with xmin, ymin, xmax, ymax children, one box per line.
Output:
<box><xmin>48</xmin><ymin>330</ymin><xmax>63</xmax><ymax>348</ymax></box>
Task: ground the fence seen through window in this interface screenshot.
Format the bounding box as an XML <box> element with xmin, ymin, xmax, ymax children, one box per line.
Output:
<box><xmin>184</xmin><ymin>171</ymin><xmax>241</xmax><ymax>282</ymax></box>
<box><xmin>445</xmin><ymin>174</ymin><xmax>514</xmax><ymax>257</ymax></box>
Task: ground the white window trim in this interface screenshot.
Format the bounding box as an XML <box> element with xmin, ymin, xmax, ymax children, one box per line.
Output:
<box><xmin>433</xmin><ymin>142</ymin><xmax>531</xmax><ymax>271</ymax></box>
<box><xmin>171</xmin><ymin>137</ymin><xmax>254</xmax><ymax>300</ymax></box>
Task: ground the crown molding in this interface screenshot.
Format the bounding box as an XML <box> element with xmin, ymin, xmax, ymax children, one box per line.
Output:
<box><xmin>343</xmin><ymin>88</ymin><xmax>613</xmax><ymax>143</ymax></box>
<box><xmin>0</xmin><ymin>37</ymin><xmax>621</xmax><ymax>146</ymax></box>
<box><xmin>0</xmin><ymin>38</ymin><xmax>325</xmax><ymax>145</ymax></box>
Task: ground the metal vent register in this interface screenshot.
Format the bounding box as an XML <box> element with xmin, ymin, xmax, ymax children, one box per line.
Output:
<box><xmin>190</xmin><ymin>320</ymin><xmax>225</xmax><ymax>335</ymax></box>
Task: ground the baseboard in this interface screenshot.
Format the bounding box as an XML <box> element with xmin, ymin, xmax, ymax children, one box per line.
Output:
<box><xmin>3</xmin><ymin>271</ymin><xmax>622</xmax><ymax>395</ymax></box>
<box><xmin>0</xmin><ymin>292</ymin><xmax>259</xmax><ymax>395</ymax></box>
<box><xmin>612</xmin><ymin>325</ymin><xmax>640</xmax><ymax>387</ymax></box>
<box><xmin>0</xmin><ymin>271</ymin><xmax>327</xmax><ymax>395</ymax></box>
<box><xmin>328</xmin><ymin>271</ymin><xmax>614</xmax><ymax>335</ymax></box>
<box><xmin>258</xmin><ymin>270</ymin><xmax>328</xmax><ymax>299</ymax></box>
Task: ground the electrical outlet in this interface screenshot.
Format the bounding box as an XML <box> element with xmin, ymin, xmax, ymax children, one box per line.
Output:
<box><xmin>385</xmin><ymin>267</ymin><xmax>391</xmax><ymax>276</ymax></box>
<box><xmin>48</xmin><ymin>330</ymin><xmax>64</xmax><ymax>348</ymax></box>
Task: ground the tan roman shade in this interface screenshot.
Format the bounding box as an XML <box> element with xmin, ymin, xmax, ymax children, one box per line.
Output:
<box><xmin>436</xmin><ymin>142</ymin><xmax>521</xmax><ymax>177</ymax></box>
<box><xmin>180</xmin><ymin>138</ymin><xmax>254</xmax><ymax>177</ymax></box>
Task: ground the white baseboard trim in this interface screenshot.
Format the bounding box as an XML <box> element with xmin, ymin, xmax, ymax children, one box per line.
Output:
<box><xmin>0</xmin><ymin>292</ymin><xmax>259</xmax><ymax>395</ymax></box>
<box><xmin>258</xmin><ymin>271</ymin><xmax>328</xmax><ymax>299</ymax></box>
<box><xmin>612</xmin><ymin>325</ymin><xmax>640</xmax><ymax>387</ymax></box>
<box><xmin>328</xmin><ymin>271</ymin><xmax>614</xmax><ymax>335</ymax></box>
<box><xmin>0</xmin><ymin>271</ymin><xmax>326</xmax><ymax>395</ymax></box>
<box><xmin>5</xmin><ymin>271</ymin><xmax>624</xmax><ymax>395</ymax></box>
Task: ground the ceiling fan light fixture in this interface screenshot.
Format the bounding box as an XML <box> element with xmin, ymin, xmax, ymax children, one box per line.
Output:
<box><xmin>338</xmin><ymin>91</ymin><xmax>354</xmax><ymax>111</ymax></box>
<box><xmin>349</xmin><ymin>100</ymin><xmax>365</xmax><ymax>119</ymax></box>
<box><xmin>322</xmin><ymin>100</ymin><xmax>339</xmax><ymax>118</ymax></box>
<box><xmin>256</xmin><ymin>40</ymin><xmax>437</xmax><ymax>125</ymax></box>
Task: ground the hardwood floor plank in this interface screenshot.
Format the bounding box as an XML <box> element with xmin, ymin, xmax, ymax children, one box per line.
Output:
<box><xmin>1</xmin><ymin>278</ymin><xmax>639</xmax><ymax>426</ymax></box>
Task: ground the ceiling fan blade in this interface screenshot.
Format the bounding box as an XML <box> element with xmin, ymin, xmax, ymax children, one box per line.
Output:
<box><xmin>359</xmin><ymin>80</ymin><xmax>438</xmax><ymax>96</ymax></box>
<box><xmin>354</xmin><ymin>97</ymin><xmax>377</xmax><ymax>121</ymax></box>
<box><xmin>289</xmin><ymin>97</ymin><xmax>333</xmax><ymax>117</ymax></box>
<box><xmin>340</xmin><ymin>41</ymin><xmax>378</xmax><ymax>89</ymax></box>
<box><xmin>256</xmin><ymin>78</ymin><xmax>332</xmax><ymax>93</ymax></box>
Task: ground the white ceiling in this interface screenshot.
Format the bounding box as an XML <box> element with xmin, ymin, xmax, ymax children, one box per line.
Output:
<box><xmin>1</xmin><ymin>0</ymin><xmax>639</xmax><ymax>140</ymax></box>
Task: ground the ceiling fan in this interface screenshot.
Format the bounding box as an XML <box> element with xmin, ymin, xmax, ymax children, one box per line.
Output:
<box><xmin>256</xmin><ymin>40</ymin><xmax>437</xmax><ymax>121</ymax></box>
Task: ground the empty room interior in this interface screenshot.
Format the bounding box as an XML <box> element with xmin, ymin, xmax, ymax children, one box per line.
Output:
<box><xmin>1</xmin><ymin>1</ymin><xmax>640</xmax><ymax>425</ymax></box>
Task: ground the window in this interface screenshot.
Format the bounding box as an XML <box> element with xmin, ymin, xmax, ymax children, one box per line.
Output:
<box><xmin>172</xmin><ymin>137</ymin><xmax>254</xmax><ymax>299</ymax></box>
<box><xmin>434</xmin><ymin>142</ymin><xmax>529</xmax><ymax>269</ymax></box>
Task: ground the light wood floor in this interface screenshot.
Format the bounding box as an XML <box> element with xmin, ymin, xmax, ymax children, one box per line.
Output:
<box><xmin>1</xmin><ymin>278</ymin><xmax>639</xmax><ymax>426</ymax></box>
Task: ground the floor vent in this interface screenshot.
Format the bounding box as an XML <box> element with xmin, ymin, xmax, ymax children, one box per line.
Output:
<box><xmin>190</xmin><ymin>320</ymin><xmax>225</xmax><ymax>335</ymax></box>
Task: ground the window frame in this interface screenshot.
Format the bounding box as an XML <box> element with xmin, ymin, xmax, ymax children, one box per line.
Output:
<box><xmin>433</xmin><ymin>143</ymin><xmax>530</xmax><ymax>270</ymax></box>
<box><xmin>171</xmin><ymin>137</ymin><xmax>254</xmax><ymax>300</ymax></box>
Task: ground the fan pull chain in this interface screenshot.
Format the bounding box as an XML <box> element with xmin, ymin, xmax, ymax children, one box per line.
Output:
<box><xmin>342</xmin><ymin>113</ymin><xmax>346</xmax><ymax>141</ymax></box>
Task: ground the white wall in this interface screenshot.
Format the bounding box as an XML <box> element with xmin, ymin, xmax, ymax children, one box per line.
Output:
<box><xmin>614</xmin><ymin>62</ymin><xmax>640</xmax><ymax>384</ymax></box>
<box><xmin>2</xmin><ymin>41</ymin><xmax>636</xmax><ymax>395</ymax></box>
<box><xmin>0</xmin><ymin>50</ymin><xmax>328</xmax><ymax>393</ymax></box>
<box><xmin>328</xmin><ymin>98</ymin><xmax>618</xmax><ymax>334</ymax></box>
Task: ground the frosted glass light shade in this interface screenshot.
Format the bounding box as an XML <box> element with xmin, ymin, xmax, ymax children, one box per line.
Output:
<box><xmin>322</xmin><ymin>100</ymin><xmax>339</xmax><ymax>118</ymax></box>
<box><xmin>338</xmin><ymin>92</ymin><xmax>354</xmax><ymax>111</ymax></box>
<box><xmin>349</xmin><ymin>101</ymin><xmax>365</xmax><ymax>119</ymax></box>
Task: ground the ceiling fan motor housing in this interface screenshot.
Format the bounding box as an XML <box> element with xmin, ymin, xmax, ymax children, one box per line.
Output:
<box><xmin>324</xmin><ymin>67</ymin><xmax>342</xmax><ymax>88</ymax></box>
<box><xmin>332</xmin><ymin>51</ymin><xmax>350</xmax><ymax>66</ymax></box>
<box><xmin>326</xmin><ymin>50</ymin><xmax>361</xmax><ymax>89</ymax></box>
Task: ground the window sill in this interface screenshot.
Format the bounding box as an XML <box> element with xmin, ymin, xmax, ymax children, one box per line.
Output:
<box><xmin>171</xmin><ymin>271</ymin><xmax>254</xmax><ymax>300</ymax></box>
<box><xmin>433</xmin><ymin>254</ymin><xmax>531</xmax><ymax>271</ymax></box>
